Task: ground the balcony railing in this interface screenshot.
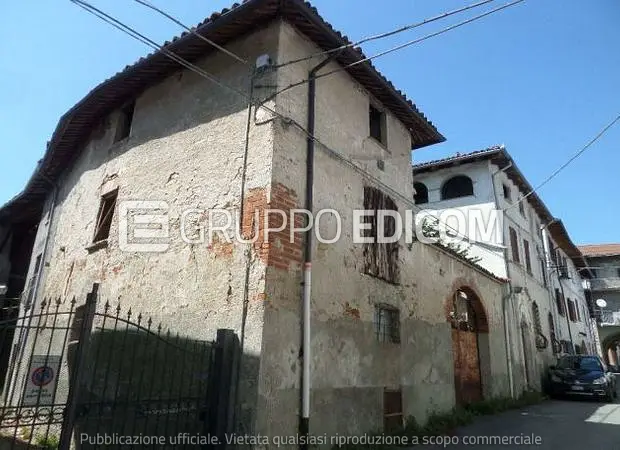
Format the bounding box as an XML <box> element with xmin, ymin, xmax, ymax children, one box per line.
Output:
<box><xmin>590</xmin><ymin>277</ymin><xmax>620</xmax><ymax>291</ymax></box>
<box><xmin>599</xmin><ymin>310</ymin><xmax>620</xmax><ymax>326</ymax></box>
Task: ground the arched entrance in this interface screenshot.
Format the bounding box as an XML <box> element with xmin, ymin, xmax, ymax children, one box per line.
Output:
<box><xmin>520</xmin><ymin>321</ymin><xmax>535</xmax><ymax>389</ymax></box>
<box><xmin>446</xmin><ymin>287</ymin><xmax>489</xmax><ymax>406</ymax></box>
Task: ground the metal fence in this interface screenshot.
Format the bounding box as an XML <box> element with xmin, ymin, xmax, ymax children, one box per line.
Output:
<box><xmin>0</xmin><ymin>284</ymin><xmax>239</xmax><ymax>449</ymax></box>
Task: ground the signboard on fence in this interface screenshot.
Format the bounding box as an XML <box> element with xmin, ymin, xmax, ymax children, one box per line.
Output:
<box><xmin>22</xmin><ymin>355</ymin><xmax>61</xmax><ymax>406</ymax></box>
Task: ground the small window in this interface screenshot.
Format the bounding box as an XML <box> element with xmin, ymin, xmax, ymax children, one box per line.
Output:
<box><xmin>377</xmin><ymin>159</ymin><xmax>385</xmax><ymax>171</ymax></box>
<box><xmin>523</xmin><ymin>239</ymin><xmax>532</xmax><ymax>273</ymax></box>
<box><xmin>383</xmin><ymin>389</ymin><xmax>403</xmax><ymax>432</ymax></box>
<box><xmin>502</xmin><ymin>184</ymin><xmax>511</xmax><ymax>202</ymax></box>
<box><xmin>413</xmin><ymin>182</ymin><xmax>428</xmax><ymax>204</ymax></box>
<box><xmin>93</xmin><ymin>189</ymin><xmax>118</xmax><ymax>243</ymax></box>
<box><xmin>509</xmin><ymin>227</ymin><xmax>520</xmax><ymax>263</ymax></box>
<box><xmin>441</xmin><ymin>175</ymin><xmax>473</xmax><ymax>200</ymax></box>
<box><xmin>369</xmin><ymin>104</ymin><xmax>386</xmax><ymax>145</ymax></box>
<box><xmin>518</xmin><ymin>200</ymin><xmax>525</xmax><ymax>217</ymax></box>
<box><xmin>555</xmin><ymin>289</ymin><xmax>565</xmax><ymax>316</ymax></box>
<box><xmin>567</xmin><ymin>298</ymin><xmax>576</xmax><ymax>322</ymax></box>
<box><xmin>374</xmin><ymin>304</ymin><xmax>400</xmax><ymax>344</ymax></box>
<box><xmin>114</xmin><ymin>101</ymin><xmax>135</xmax><ymax>143</ymax></box>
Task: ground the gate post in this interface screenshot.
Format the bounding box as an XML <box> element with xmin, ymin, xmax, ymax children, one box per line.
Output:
<box><xmin>204</xmin><ymin>329</ymin><xmax>240</xmax><ymax>449</ymax></box>
<box><xmin>59</xmin><ymin>283</ymin><xmax>98</xmax><ymax>450</ymax></box>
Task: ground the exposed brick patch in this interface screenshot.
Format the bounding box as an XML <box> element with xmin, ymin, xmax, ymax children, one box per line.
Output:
<box><xmin>242</xmin><ymin>183</ymin><xmax>303</xmax><ymax>271</ymax></box>
<box><xmin>208</xmin><ymin>234</ymin><xmax>234</xmax><ymax>257</ymax></box>
<box><xmin>343</xmin><ymin>302</ymin><xmax>360</xmax><ymax>320</ymax></box>
<box><xmin>252</xmin><ymin>293</ymin><xmax>267</xmax><ymax>302</ymax></box>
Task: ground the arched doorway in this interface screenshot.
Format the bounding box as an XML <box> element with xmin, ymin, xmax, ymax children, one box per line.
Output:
<box><xmin>520</xmin><ymin>321</ymin><xmax>535</xmax><ymax>389</ymax></box>
<box><xmin>447</xmin><ymin>287</ymin><xmax>489</xmax><ymax>406</ymax></box>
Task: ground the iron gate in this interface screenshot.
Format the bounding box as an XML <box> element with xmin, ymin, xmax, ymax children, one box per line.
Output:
<box><xmin>0</xmin><ymin>284</ymin><xmax>239</xmax><ymax>449</ymax></box>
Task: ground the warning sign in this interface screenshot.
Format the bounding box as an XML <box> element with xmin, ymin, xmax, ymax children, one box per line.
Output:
<box><xmin>22</xmin><ymin>355</ymin><xmax>61</xmax><ymax>406</ymax></box>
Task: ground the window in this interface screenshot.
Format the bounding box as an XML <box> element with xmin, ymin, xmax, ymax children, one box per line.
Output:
<box><xmin>363</xmin><ymin>186</ymin><xmax>399</xmax><ymax>283</ymax></box>
<box><xmin>523</xmin><ymin>239</ymin><xmax>532</xmax><ymax>273</ymax></box>
<box><xmin>369</xmin><ymin>104</ymin><xmax>386</xmax><ymax>145</ymax></box>
<box><xmin>567</xmin><ymin>298</ymin><xmax>576</xmax><ymax>322</ymax></box>
<box><xmin>441</xmin><ymin>175</ymin><xmax>473</xmax><ymax>200</ymax></box>
<box><xmin>509</xmin><ymin>227</ymin><xmax>520</xmax><ymax>263</ymax></box>
<box><xmin>374</xmin><ymin>305</ymin><xmax>400</xmax><ymax>344</ymax></box>
<box><xmin>114</xmin><ymin>101</ymin><xmax>135</xmax><ymax>143</ymax></box>
<box><xmin>548</xmin><ymin>313</ymin><xmax>557</xmax><ymax>354</ymax></box>
<box><xmin>532</xmin><ymin>302</ymin><xmax>542</xmax><ymax>334</ymax></box>
<box><xmin>413</xmin><ymin>182</ymin><xmax>428</xmax><ymax>204</ymax></box>
<box><xmin>383</xmin><ymin>389</ymin><xmax>403</xmax><ymax>432</ymax></box>
<box><xmin>539</xmin><ymin>248</ymin><xmax>547</xmax><ymax>286</ymax></box>
<box><xmin>518</xmin><ymin>200</ymin><xmax>525</xmax><ymax>217</ymax></box>
<box><xmin>548</xmin><ymin>238</ymin><xmax>557</xmax><ymax>265</ymax></box>
<box><xmin>555</xmin><ymin>289</ymin><xmax>565</xmax><ymax>316</ymax></box>
<box><xmin>502</xmin><ymin>184</ymin><xmax>511</xmax><ymax>202</ymax></box>
<box><xmin>93</xmin><ymin>189</ymin><xmax>118</xmax><ymax>243</ymax></box>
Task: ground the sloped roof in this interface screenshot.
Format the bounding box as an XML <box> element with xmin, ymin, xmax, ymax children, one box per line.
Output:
<box><xmin>412</xmin><ymin>146</ymin><xmax>591</xmax><ymax>275</ymax></box>
<box><xmin>0</xmin><ymin>0</ymin><xmax>444</xmax><ymax>225</ymax></box>
<box><xmin>578</xmin><ymin>244</ymin><xmax>620</xmax><ymax>258</ymax></box>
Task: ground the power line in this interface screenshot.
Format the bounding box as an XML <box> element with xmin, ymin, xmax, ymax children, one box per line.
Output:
<box><xmin>273</xmin><ymin>0</ymin><xmax>497</xmax><ymax>69</ymax></box>
<box><xmin>131</xmin><ymin>0</ymin><xmax>248</xmax><ymax>65</ymax></box>
<box><xmin>268</xmin><ymin>0</ymin><xmax>525</xmax><ymax>100</ymax></box>
<box><xmin>504</xmin><ymin>114</ymin><xmax>620</xmax><ymax>213</ymax></box>
<box><xmin>70</xmin><ymin>0</ymin><xmax>510</xmax><ymax>261</ymax></box>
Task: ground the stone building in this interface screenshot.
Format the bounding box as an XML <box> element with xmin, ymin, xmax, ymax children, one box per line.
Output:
<box><xmin>412</xmin><ymin>147</ymin><xmax>597</xmax><ymax>391</ymax></box>
<box><xmin>578</xmin><ymin>244</ymin><xmax>620</xmax><ymax>365</ymax></box>
<box><xmin>0</xmin><ymin>0</ymin><xmax>520</xmax><ymax>444</ymax></box>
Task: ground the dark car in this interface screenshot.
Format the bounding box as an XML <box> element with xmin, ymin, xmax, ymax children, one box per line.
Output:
<box><xmin>547</xmin><ymin>355</ymin><xmax>617</xmax><ymax>401</ymax></box>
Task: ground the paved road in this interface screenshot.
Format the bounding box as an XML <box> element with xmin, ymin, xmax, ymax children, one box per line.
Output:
<box><xmin>408</xmin><ymin>377</ymin><xmax>620</xmax><ymax>450</ymax></box>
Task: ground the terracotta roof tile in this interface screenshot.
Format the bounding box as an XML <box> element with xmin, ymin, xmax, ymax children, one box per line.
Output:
<box><xmin>578</xmin><ymin>244</ymin><xmax>620</xmax><ymax>257</ymax></box>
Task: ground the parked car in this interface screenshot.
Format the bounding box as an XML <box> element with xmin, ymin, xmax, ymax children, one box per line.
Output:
<box><xmin>547</xmin><ymin>355</ymin><xmax>617</xmax><ymax>401</ymax></box>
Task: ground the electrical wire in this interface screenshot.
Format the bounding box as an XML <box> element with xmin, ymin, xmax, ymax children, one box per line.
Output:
<box><xmin>274</xmin><ymin>0</ymin><xmax>497</xmax><ymax>68</ymax></box>
<box><xmin>268</xmin><ymin>0</ymin><xmax>525</xmax><ymax>100</ymax></box>
<box><xmin>71</xmin><ymin>0</ymin><xmax>517</xmax><ymax>261</ymax></box>
<box><xmin>504</xmin><ymin>114</ymin><xmax>620</xmax><ymax>213</ymax></box>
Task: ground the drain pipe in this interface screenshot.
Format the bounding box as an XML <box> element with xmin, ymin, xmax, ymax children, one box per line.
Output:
<box><xmin>300</xmin><ymin>55</ymin><xmax>337</xmax><ymax>448</ymax></box>
<box><xmin>491</xmin><ymin>160</ymin><xmax>516</xmax><ymax>398</ymax></box>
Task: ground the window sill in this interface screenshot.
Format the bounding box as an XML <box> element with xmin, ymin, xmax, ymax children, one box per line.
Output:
<box><xmin>86</xmin><ymin>240</ymin><xmax>108</xmax><ymax>253</ymax></box>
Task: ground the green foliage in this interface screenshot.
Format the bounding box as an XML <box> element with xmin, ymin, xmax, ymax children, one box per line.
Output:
<box><xmin>421</xmin><ymin>217</ymin><xmax>482</xmax><ymax>264</ymax></box>
<box><xmin>34</xmin><ymin>434</ymin><xmax>59</xmax><ymax>449</ymax></box>
<box><xmin>332</xmin><ymin>390</ymin><xmax>546</xmax><ymax>449</ymax></box>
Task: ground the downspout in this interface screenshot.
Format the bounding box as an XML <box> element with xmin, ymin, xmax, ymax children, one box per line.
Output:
<box><xmin>300</xmin><ymin>54</ymin><xmax>338</xmax><ymax>448</ymax></box>
<box><xmin>491</xmin><ymin>160</ymin><xmax>515</xmax><ymax>397</ymax></box>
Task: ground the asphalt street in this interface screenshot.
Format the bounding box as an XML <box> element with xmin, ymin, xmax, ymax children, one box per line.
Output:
<box><xmin>407</xmin><ymin>378</ymin><xmax>620</xmax><ymax>450</ymax></box>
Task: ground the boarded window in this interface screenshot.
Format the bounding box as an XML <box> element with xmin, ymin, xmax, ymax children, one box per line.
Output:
<box><xmin>509</xmin><ymin>227</ymin><xmax>520</xmax><ymax>263</ymax></box>
<box><xmin>383</xmin><ymin>389</ymin><xmax>403</xmax><ymax>432</ymax></box>
<box><xmin>93</xmin><ymin>189</ymin><xmax>118</xmax><ymax>243</ymax></box>
<box><xmin>555</xmin><ymin>289</ymin><xmax>565</xmax><ymax>316</ymax></box>
<box><xmin>548</xmin><ymin>313</ymin><xmax>557</xmax><ymax>354</ymax></box>
<box><xmin>441</xmin><ymin>175</ymin><xmax>474</xmax><ymax>200</ymax></box>
<box><xmin>413</xmin><ymin>182</ymin><xmax>428</xmax><ymax>204</ymax></box>
<box><xmin>369</xmin><ymin>104</ymin><xmax>386</xmax><ymax>145</ymax></box>
<box><xmin>567</xmin><ymin>298</ymin><xmax>576</xmax><ymax>322</ymax></box>
<box><xmin>374</xmin><ymin>305</ymin><xmax>400</xmax><ymax>344</ymax></box>
<box><xmin>363</xmin><ymin>186</ymin><xmax>399</xmax><ymax>283</ymax></box>
<box><xmin>523</xmin><ymin>239</ymin><xmax>532</xmax><ymax>273</ymax></box>
<box><xmin>114</xmin><ymin>101</ymin><xmax>135</xmax><ymax>142</ymax></box>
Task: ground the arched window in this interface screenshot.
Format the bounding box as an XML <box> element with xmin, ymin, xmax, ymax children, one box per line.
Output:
<box><xmin>441</xmin><ymin>175</ymin><xmax>473</xmax><ymax>200</ymax></box>
<box><xmin>413</xmin><ymin>182</ymin><xmax>428</xmax><ymax>204</ymax></box>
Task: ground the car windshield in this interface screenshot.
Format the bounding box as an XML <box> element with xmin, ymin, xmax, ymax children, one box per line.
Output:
<box><xmin>557</xmin><ymin>356</ymin><xmax>602</xmax><ymax>371</ymax></box>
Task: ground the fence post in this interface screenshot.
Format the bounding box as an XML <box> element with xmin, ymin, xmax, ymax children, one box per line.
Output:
<box><xmin>59</xmin><ymin>283</ymin><xmax>98</xmax><ymax>450</ymax></box>
<box><xmin>205</xmin><ymin>329</ymin><xmax>240</xmax><ymax>449</ymax></box>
